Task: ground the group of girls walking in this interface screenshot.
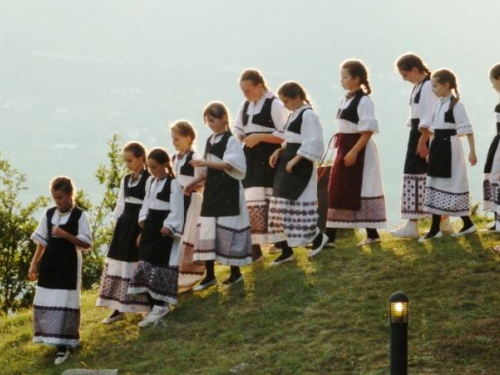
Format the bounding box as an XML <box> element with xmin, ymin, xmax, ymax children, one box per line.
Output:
<box><xmin>27</xmin><ymin>54</ymin><xmax>500</xmax><ymax>365</ymax></box>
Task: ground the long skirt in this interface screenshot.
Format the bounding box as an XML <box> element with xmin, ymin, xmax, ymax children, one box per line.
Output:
<box><xmin>245</xmin><ymin>187</ymin><xmax>273</xmax><ymax>245</ymax></box>
<box><xmin>178</xmin><ymin>192</ymin><xmax>206</xmax><ymax>293</ymax></box>
<box><xmin>128</xmin><ymin>209</ymin><xmax>181</xmax><ymax>305</ymax></box>
<box><xmin>33</xmin><ymin>252</ymin><xmax>82</xmax><ymax>347</ymax></box>
<box><xmin>268</xmin><ymin>169</ymin><xmax>320</xmax><ymax>248</ymax></box>
<box><xmin>96</xmin><ymin>203</ymin><xmax>150</xmax><ymax>312</ymax></box>
<box><xmin>193</xmin><ymin>187</ymin><xmax>252</xmax><ymax>266</ymax></box>
<box><xmin>483</xmin><ymin>135</ymin><xmax>500</xmax><ymax>213</ymax></box>
<box><xmin>424</xmin><ymin>136</ymin><xmax>470</xmax><ymax>217</ymax></box>
<box><xmin>327</xmin><ymin>139</ymin><xmax>387</xmax><ymax>228</ymax></box>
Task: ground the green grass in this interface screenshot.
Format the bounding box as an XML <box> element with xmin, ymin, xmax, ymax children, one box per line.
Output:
<box><xmin>2</xmin><ymin>217</ymin><xmax>500</xmax><ymax>374</ymax></box>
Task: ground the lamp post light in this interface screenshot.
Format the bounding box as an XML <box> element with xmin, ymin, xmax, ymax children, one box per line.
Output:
<box><xmin>389</xmin><ymin>292</ymin><xmax>409</xmax><ymax>375</ymax></box>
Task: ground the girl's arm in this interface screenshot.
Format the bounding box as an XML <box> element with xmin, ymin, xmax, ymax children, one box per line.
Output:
<box><xmin>184</xmin><ymin>174</ymin><xmax>207</xmax><ymax>195</ymax></box>
<box><xmin>244</xmin><ymin>133</ymin><xmax>284</xmax><ymax>148</ymax></box>
<box><xmin>138</xmin><ymin>176</ymin><xmax>153</xmax><ymax>226</ymax></box>
<box><xmin>417</xmin><ymin>128</ymin><xmax>432</xmax><ymax>158</ymax></box>
<box><xmin>286</xmin><ymin>154</ymin><xmax>304</xmax><ymax>173</ymax></box>
<box><xmin>191</xmin><ymin>159</ymin><xmax>231</xmax><ymax>172</ymax></box>
<box><xmin>344</xmin><ymin>96</ymin><xmax>378</xmax><ymax>166</ymax></box>
<box><xmin>28</xmin><ymin>244</ymin><xmax>45</xmax><ymax>281</ymax></box>
<box><xmin>113</xmin><ymin>177</ymin><xmax>126</xmax><ymax>223</ymax></box>
<box><xmin>269</xmin><ymin>147</ymin><xmax>284</xmax><ymax>168</ymax></box>
<box><xmin>161</xmin><ymin>180</ymin><xmax>185</xmax><ymax>238</ymax></box>
<box><xmin>467</xmin><ymin>133</ymin><xmax>477</xmax><ymax>166</ymax></box>
<box><xmin>52</xmin><ymin>226</ymin><xmax>92</xmax><ymax>249</ymax></box>
<box><xmin>344</xmin><ymin>132</ymin><xmax>372</xmax><ymax>166</ymax></box>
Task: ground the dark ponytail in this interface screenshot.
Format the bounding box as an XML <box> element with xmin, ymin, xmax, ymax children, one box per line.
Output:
<box><xmin>341</xmin><ymin>59</ymin><xmax>372</xmax><ymax>95</ymax></box>
<box><xmin>396</xmin><ymin>53</ymin><xmax>432</xmax><ymax>76</ymax></box>
<box><xmin>490</xmin><ymin>63</ymin><xmax>500</xmax><ymax>80</ymax></box>
<box><xmin>147</xmin><ymin>147</ymin><xmax>175</xmax><ymax>179</ymax></box>
<box><xmin>432</xmin><ymin>69</ymin><xmax>460</xmax><ymax>109</ymax></box>
<box><xmin>277</xmin><ymin>81</ymin><xmax>313</xmax><ymax>108</ymax></box>
<box><xmin>239</xmin><ymin>69</ymin><xmax>269</xmax><ymax>91</ymax></box>
<box><xmin>123</xmin><ymin>141</ymin><xmax>147</xmax><ymax>167</ymax></box>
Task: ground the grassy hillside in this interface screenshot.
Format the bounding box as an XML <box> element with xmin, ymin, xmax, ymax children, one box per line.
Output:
<box><xmin>2</xmin><ymin>217</ymin><xmax>500</xmax><ymax>374</ymax></box>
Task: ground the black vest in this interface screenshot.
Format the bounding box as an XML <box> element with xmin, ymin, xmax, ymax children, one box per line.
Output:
<box><xmin>154</xmin><ymin>177</ymin><xmax>173</xmax><ymax>203</ymax></box>
<box><xmin>242</xmin><ymin>97</ymin><xmax>276</xmax><ymax>130</ymax></box>
<box><xmin>38</xmin><ymin>207</ymin><xmax>84</xmax><ymax>290</ymax></box>
<box><xmin>287</xmin><ymin>108</ymin><xmax>311</xmax><ymax>135</ymax></box>
<box><xmin>410</xmin><ymin>76</ymin><xmax>430</xmax><ymax>104</ymax></box>
<box><xmin>201</xmin><ymin>131</ymin><xmax>240</xmax><ymax>217</ymax></box>
<box><xmin>173</xmin><ymin>151</ymin><xmax>195</xmax><ymax>177</ymax></box>
<box><xmin>124</xmin><ymin>170</ymin><xmax>151</xmax><ymax>201</ymax></box>
<box><xmin>337</xmin><ymin>90</ymin><xmax>366</xmax><ymax>124</ymax></box>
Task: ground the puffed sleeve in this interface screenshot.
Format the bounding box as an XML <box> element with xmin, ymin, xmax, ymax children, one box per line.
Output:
<box><xmin>31</xmin><ymin>211</ymin><xmax>49</xmax><ymax>247</ymax></box>
<box><xmin>113</xmin><ymin>177</ymin><xmax>126</xmax><ymax>223</ymax></box>
<box><xmin>418</xmin><ymin>82</ymin><xmax>440</xmax><ymax>130</ymax></box>
<box><xmin>77</xmin><ymin>211</ymin><xmax>93</xmax><ymax>248</ymax></box>
<box><xmin>454</xmin><ymin>102</ymin><xmax>474</xmax><ymax>135</ymax></box>
<box><xmin>138</xmin><ymin>176</ymin><xmax>154</xmax><ymax>223</ymax></box>
<box><xmin>271</xmin><ymin>98</ymin><xmax>290</xmax><ymax>132</ymax></box>
<box><xmin>357</xmin><ymin>96</ymin><xmax>380</xmax><ymax>133</ymax></box>
<box><xmin>223</xmin><ymin>136</ymin><xmax>247</xmax><ymax>180</ymax></box>
<box><xmin>163</xmin><ymin>179</ymin><xmax>185</xmax><ymax>238</ymax></box>
<box><xmin>233</xmin><ymin>101</ymin><xmax>246</xmax><ymax>139</ymax></box>
<box><xmin>297</xmin><ymin>110</ymin><xmax>325</xmax><ymax>162</ymax></box>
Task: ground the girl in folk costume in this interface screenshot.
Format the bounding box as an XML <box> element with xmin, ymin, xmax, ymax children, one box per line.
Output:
<box><xmin>419</xmin><ymin>69</ymin><xmax>477</xmax><ymax>242</ymax></box>
<box><xmin>96</xmin><ymin>142</ymin><xmax>151</xmax><ymax>323</ymax></box>
<box><xmin>325</xmin><ymin>60</ymin><xmax>387</xmax><ymax>246</ymax></box>
<box><xmin>190</xmin><ymin>102</ymin><xmax>253</xmax><ymax>289</ymax></box>
<box><xmin>127</xmin><ymin>148</ymin><xmax>185</xmax><ymax>327</ymax></box>
<box><xmin>483</xmin><ymin>63</ymin><xmax>500</xmax><ymax>233</ymax></box>
<box><xmin>170</xmin><ymin>120</ymin><xmax>206</xmax><ymax>292</ymax></box>
<box><xmin>234</xmin><ymin>69</ymin><xmax>290</xmax><ymax>260</ymax></box>
<box><xmin>268</xmin><ymin>81</ymin><xmax>328</xmax><ymax>265</ymax></box>
<box><xmin>391</xmin><ymin>53</ymin><xmax>444</xmax><ymax>238</ymax></box>
<box><xmin>28</xmin><ymin>177</ymin><xmax>92</xmax><ymax>365</ymax></box>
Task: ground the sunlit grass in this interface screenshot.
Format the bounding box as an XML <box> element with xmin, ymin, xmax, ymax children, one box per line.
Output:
<box><xmin>2</xmin><ymin>218</ymin><xmax>500</xmax><ymax>374</ymax></box>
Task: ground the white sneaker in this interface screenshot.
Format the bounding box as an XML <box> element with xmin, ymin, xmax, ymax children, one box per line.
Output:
<box><xmin>451</xmin><ymin>225</ymin><xmax>477</xmax><ymax>238</ymax></box>
<box><xmin>391</xmin><ymin>221</ymin><xmax>419</xmax><ymax>238</ymax></box>
<box><xmin>440</xmin><ymin>218</ymin><xmax>455</xmax><ymax>233</ymax></box>
<box><xmin>192</xmin><ymin>278</ymin><xmax>217</xmax><ymax>291</ymax></box>
<box><xmin>102</xmin><ymin>312</ymin><xmax>125</xmax><ymax>325</ymax></box>
<box><xmin>418</xmin><ymin>231</ymin><xmax>443</xmax><ymax>243</ymax></box>
<box><xmin>138</xmin><ymin>305</ymin><xmax>170</xmax><ymax>328</ymax></box>
<box><xmin>356</xmin><ymin>237</ymin><xmax>382</xmax><ymax>247</ymax></box>
<box><xmin>309</xmin><ymin>233</ymin><xmax>329</xmax><ymax>258</ymax></box>
<box><xmin>54</xmin><ymin>349</ymin><xmax>70</xmax><ymax>365</ymax></box>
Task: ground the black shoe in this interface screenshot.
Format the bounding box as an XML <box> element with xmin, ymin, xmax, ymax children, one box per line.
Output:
<box><xmin>270</xmin><ymin>252</ymin><xmax>295</xmax><ymax>266</ymax></box>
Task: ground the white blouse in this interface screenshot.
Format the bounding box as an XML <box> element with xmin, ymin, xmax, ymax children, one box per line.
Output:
<box><xmin>173</xmin><ymin>151</ymin><xmax>206</xmax><ymax>189</ymax></box>
<box><xmin>273</xmin><ymin>105</ymin><xmax>325</xmax><ymax>162</ymax></box>
<box><xmin>138</xmin><ymin>177</ymin><xmax>185</xmax><ymax>238</ymax></box>
<box><xmin>31</xmin><ymin>208</ymin><xmax>93</xmax><ymax>249</ymax></box>
<box><xmin>336</xmin><ymin>95</ymin><xmax>380</xmax><ymax>134</ymax></box>
<box><xmin>113</xmin><ymin>171</ymin><xmax>148</xmax><ymax>223</ymax></box>
<box><xmin>431</xmin><ymin>96</ymin><xmax>474</xmax><ymax>135</ymax></box>
<box><xmin>203</xmin><ymin>133</ymin><xmax>247</xmax><ymax>181</ymax></box>
<box><xmin>407</xmin><ymin>80</ymin><xmax>439</xmax><ymax>129</ymax></box>
<box><xmin>234</xmin><ymin>91</ymin><xmax>290</xmax><ymax>136</ymax></box>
